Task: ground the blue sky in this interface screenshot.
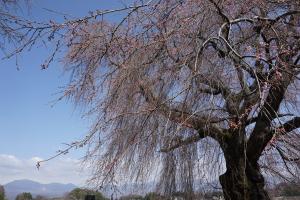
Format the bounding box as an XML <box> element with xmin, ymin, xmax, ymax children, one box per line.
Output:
<box><xmin>0</xmin><ymin>0</ymin><xmax>132</xmax><ymax>185</ymax></box>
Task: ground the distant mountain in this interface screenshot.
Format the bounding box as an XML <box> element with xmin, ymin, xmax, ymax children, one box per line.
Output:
<box><xmin>4</xmin><ymin>179</ymin><xmax>77</xmax><ymax>200</ymax></box>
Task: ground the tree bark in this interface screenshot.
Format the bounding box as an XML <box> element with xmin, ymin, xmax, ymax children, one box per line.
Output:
<box><xmin>219</xmin><ymin>148</ymin><xmax>270</xmax><ymax>200</ymax></box>
<box><xmin>220</xmin><ymin>168</ymin><xmax>270</xmax><ymax>199</ymax></box>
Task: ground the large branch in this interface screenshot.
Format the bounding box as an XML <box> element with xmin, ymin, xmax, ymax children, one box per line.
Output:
<box><xmin>278</xmin><ymin>117</ymin><xmax>300</xmax><ymax>133</ymax></box>
<box><xmin>246</xmin><ymin>74</ymin><xmax>294</xmax><ymax>163</ymax></box>
<box><xmin>160</xmin><ymin>133</ymin><xmax>201</xmax><ymax>153</ymax></box>
<box><xmin>194</xmin><ymin>73</ymin><xmax>231</xmax><ymax>97</ymax></box>
<box><xmin>246</xmin><ymin>113</ymin><xmax>295</xmax><ymax>126</ymax></box>
<box><xmin>208</xmin><ymin>0</ymin><xmax>230</xmax><ymax>39</ymax></box>
<box><xmin>245</xmin><ymin>10</ymin><xmax>300</xmax><ymax>163</ymax></box>
<box><xmin>273</xmin><ymin>10</ymin><xmax>300</xmax><ymax>24</ymax></box>
<box><xmin>160</xmin><ymin>123</ymin><xmax>226</xmax><ymax>153</ymax></box>
<box><xmin>138</xmin><ymin>81</ymin><xmax>224</xmax><ymax>140</ymax></box>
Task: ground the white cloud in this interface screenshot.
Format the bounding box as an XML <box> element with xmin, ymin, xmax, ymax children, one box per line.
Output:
<box><xmin>0</xmin><ymin>154</ymin><xmax>90</xmax><ymax>186</ymax></box>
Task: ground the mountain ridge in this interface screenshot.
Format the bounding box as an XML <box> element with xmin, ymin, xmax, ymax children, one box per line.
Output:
<box><xmin>4</xmin><ymin>179</ymin><xmax>77</xmax><ymax>200</ymax></box>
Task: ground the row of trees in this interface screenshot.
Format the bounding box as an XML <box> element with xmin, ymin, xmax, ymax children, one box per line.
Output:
<box><xmin>1</xmin><ymin>183</ymin><xmax>300</xmax><ymax>200</ymax></box>
<box><xmin>15</xmin><ymin>193</ymin><xmax>33</xmax><ymax>200</ymax></box>
<box><xmin>0</xmin><ymin>188</ymin><xmax>164</xmax><ymax>200</ymax></box>
<box><xmin>0</xmin><ymin>186</ymin><xmax>32</xmax><ymax>200</ymax></box>
<box><xmin>0</xmin><ymin>186</ymin><xmax>5</xmax><ymax>200</ymax></box>
<box><xmin>66</xmin><ymin>188</ymin><xmax>107</xmax><ymax>200</ymax></box>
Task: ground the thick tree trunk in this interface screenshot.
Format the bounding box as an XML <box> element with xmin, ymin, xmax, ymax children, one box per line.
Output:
<box><xmin>219</xmin><ymin>156</ymin><xmax>270</xmax><ymax>200</ymax></box>
<box><xmin>219</xmin><ymin>169</ymin><xmax>270</xmax><ymax>200</ymax></box>
<box><xmin>218</xmin><ymin>131</ymin><xmax>271</xmax><ymax>200</ymax></box>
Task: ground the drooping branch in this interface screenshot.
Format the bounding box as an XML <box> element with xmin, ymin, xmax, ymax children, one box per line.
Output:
<box><xmin>275</xmin><ymin>146</ymin><xmax>300</xmax><ymax>162</ymax></box>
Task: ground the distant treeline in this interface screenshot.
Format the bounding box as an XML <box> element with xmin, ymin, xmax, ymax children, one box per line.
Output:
<box><xmin>0</xmin><ymin>182</ymin><xmax>300</xmax><ymax>200</ymax></box>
